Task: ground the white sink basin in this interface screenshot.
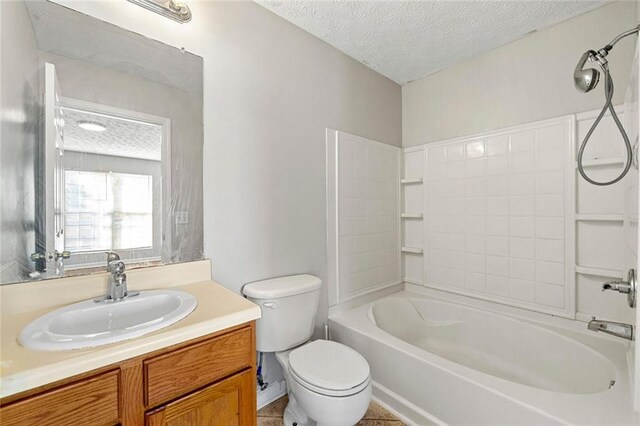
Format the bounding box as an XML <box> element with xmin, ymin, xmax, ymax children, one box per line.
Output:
<box><xmin>19</xmin><ymin>290</ymin><xmax>197</xmax><ymax>351</ymax></box>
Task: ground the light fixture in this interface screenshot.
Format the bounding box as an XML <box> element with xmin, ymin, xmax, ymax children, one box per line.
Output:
<box><xmin>127</xmin><ymin>0</ymin><xmax>192</xmax><ymax>23</ymax></box>
<box><xmin>77</xmin><ymin>121</ymin><xmax>107</xmax><ymax>132</ymax></box>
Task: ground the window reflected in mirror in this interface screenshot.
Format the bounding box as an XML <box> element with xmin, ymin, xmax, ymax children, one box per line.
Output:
<box><xmin>59</xmin><ymin>102</ymin><xmax>167</xmax><ymax>270</ymax></box>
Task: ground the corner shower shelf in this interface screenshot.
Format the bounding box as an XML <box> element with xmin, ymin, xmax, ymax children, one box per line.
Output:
<box><xmin>575</xmin><ymin>214</ymin><xmax>624</xmax><ymax>222</ymax></box>
<box><xmin>401</xmin><ymin>213</ymin><xmax>423</xmax><ymax>219</ymax></box>
<box><xmin>401</xmin><ymin>177</ymin><xmax>423</xmax><ymax>185</ymax></box>
<box><xmin>401</xmin><ymin>246</ymin><xmax>424</xmax><ymax>254</ymax></box>
<box><xmin>575</xmin><ymin>266</ymin><xmax>624</xmax><ymax>279</ymax></box>
<box><xmin>575</xmin><ymin>157</ymin><xmax>626</xmax><ymax>168</ymax></box>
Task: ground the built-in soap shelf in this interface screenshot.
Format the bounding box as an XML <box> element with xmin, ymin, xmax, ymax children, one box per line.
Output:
<box><xmin>401</xmin><ymin>213</ymin><xmax>423</xmax><ymax>219</ymax></box>
<box><xmin>401</xmin><ymin>177</ymin><xmax>423</xmax><ymax>185</ymax></box>
<box><xmin>575</xmin><ymin>265</ymin><xmax>624</xmax><ymax>279</ymax></box>
<box><xmin>401</xmin><ymin>246</ymin><xmax>423</xmax><ymax>254</ymax></box>
<box><xmin>575</xmin><ymin>157</ymin><xmax>626</xmax><ymax>168</ymax></box>
<box><xmin>575</xmin><ymin>214</ymin><xmax>624</xmax><ymax>222</ymax></box>
<box><xmin>401</xmin><ymin>147</ymin><xmax>426</xmax><ymax>287</ymax></box>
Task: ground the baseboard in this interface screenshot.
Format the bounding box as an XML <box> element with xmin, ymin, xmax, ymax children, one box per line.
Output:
<box><xmin>257</xmin><ymin>379</ymin><xmax>287</xmax><ymax>409</ymax></box>
<box><xmin>372</xmin><ymin>381</ymin><xmax>445</xmax><ymax>426</ymax></box>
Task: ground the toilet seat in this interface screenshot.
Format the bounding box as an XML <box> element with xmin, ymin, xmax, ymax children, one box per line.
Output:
<box><xmin>288</xmin><ymin>340</ymin><xmax>370</xmax><ymax>397</ymax></box>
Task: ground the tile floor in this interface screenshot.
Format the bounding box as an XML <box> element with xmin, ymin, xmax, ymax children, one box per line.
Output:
<box><xmin>257</xmin><ymin>395</ymin><xmax>405</xmax><ymax>425</ymax></box>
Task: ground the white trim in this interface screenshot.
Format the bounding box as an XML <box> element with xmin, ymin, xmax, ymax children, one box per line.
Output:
<box><xmin>576</xmin><ymin>214</ymin><xmax>625</xmax><ymax>222</ymax></box>
<box><xmin>326</xmin><ymin>128</ymin><xmax>339</xmax><ymax>307</ymax></box>
<box><xmin>631</xmin><ymin>36</ymin><xmax>640</xmax><ymax>415</ymax></box>
<box><xmin>257</xmin><ymin>379</ymin><xmax>287</xmax><ymax>410</ymax></box>
<box><xmin>336</xmin><ymin>130</ymin><xmax>401</xmax><ymax>153</ymax></box>
<box><xmin>577</xmin><ymin>157</ymin><xmax>627</xmax><ymax>168</ymax></box>
<box><xmin>401</xmin><ymin>177</ymin><xmax>423</xmax><ymax>184</ymax></box>
<box><xmin>566</xmin><ymin>114</ymin><xmax>577</xmax><ymax>318</ymax></box>
<box><xmin>402</xmin><ymin>145</ymin><xmax>425</xmax><ymax>154</ymax></box>
<box><xmin>401</xmin><ymin>246</ymin><xmax>423</xmax><ymax>254</ymax></box>
<box><xmin>575</xmin><ymin>104</ymin><xmax>625</xmax><ymax>121</ymax></box>
<box><xmin>575</xmin><ymin>265</ymin><xmax>624</xmax><ymax>279</ymax></box>
<box><xmin>61</xmin><ymin>97</ymin><xmax>171</xmax><ymax>127</ymax></box>
<box><xmin>400</xmin><ymin>213</ymin><xmax>423</xmax><ymax>219</ymax></box>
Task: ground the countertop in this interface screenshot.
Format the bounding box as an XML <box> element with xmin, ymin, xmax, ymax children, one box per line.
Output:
<box><xmin>0</xmin><ymin>279</ymin><xmax>261</xmax><ymax>398</ymax></box>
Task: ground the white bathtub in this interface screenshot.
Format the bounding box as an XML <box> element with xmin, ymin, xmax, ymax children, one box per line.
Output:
<box><xmin>329</xmin><ymin>291</ymin><xmax>636</xmax><ymax>425</ymax></box>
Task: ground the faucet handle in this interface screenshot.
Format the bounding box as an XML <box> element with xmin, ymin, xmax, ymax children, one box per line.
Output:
<box><xmin>105</xmin><ymin>251</ymin><xmax>120</xmax><ymax>263</ymax></box>
<box><xmin>108</xmin><ymin>259</ymin><xmax>125</xmax><ymax>274</ymax></box>
<box><xmin>601</xmin><ymin>269</ymin><xmax>636</xmax><ymax>308</ymax></box>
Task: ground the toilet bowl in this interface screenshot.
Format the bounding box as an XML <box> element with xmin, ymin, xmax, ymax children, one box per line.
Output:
<box><xmin>276</xmin><ymin>340</ymin><xmax>372</xmax><ymax>426</ymax></box>
<box><xmin>242</xmin><ymin>275</ymin><xmax>372</xmax><ymax>426</ymax></box>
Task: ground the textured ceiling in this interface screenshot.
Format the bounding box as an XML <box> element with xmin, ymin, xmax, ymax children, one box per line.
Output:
<box><xmin>63</xmin><ymin>109</ymin><xmax>162</xmax><ymax>161</ymax></box>
<box><xmin>255</xmin><ymin>0</ymin><xmax>606</xmax><ymax>84</ymax></box>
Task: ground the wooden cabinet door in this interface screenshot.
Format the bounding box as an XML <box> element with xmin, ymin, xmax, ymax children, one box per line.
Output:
<box><xmin>145</xmin><ymin>370</ymin><xmax>255</xmax><ymax>426</ymax></box>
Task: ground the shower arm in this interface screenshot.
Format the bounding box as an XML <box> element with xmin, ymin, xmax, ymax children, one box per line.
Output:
<box><xmin>591</xmin><ymin>24</ymin><xmax>640</xmax><ymax>66</ymax></box>
<box><xmin>607</xmin><ymin>24</ymin><xmax>640</xmax><ymax>48</ymax></box>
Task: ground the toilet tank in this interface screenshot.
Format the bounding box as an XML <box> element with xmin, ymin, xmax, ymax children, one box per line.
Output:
<box><xmin>242</xmin><ymin>274</ymin><xmax>322</xmax><ymax>352</ymax></box>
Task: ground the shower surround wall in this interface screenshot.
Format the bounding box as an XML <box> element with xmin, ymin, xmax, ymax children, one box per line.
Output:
<box><xmin>420</xmin><ymin>118</ymin><xmax>575</xmax><ymax>317</ymax></box>
<box><xmin>400</xmin><ymin>106</ymin><xmax>639</xmax><ymax>323</ymax></box>
<box><xmin>327</xmin><ymin>130</ymin><xmax>401</xmax><ymax>306</ymax></box>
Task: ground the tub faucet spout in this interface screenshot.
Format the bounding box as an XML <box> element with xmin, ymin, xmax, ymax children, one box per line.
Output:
<box><xmin>588</xmin><ymin>317</ymin><xmax>633</xmax><ymax>340</ymax></box>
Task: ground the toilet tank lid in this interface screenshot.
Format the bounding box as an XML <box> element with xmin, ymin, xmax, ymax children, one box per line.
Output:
<box><xmin>242</xmin><ymin>274</ymin><xmax>322</xmax><ymax>299</ymax></box>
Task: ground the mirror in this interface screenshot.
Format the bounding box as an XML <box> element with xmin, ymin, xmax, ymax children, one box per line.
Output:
<box><xmin>0</xmin><ymin>0</ymin><xmax>204</xmax><ymax>284</ymax></box>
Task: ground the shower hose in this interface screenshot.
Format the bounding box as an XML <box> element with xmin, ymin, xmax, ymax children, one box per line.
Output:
<box><xmin>576</xmin><ymin>62</ymin><xmax>633</xmax><ymax>186</ymax></box>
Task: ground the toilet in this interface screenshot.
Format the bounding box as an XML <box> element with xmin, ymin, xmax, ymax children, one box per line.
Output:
<box><xmin>243</xmin><ymin>274</ymin><xmax>372</xmax><ymax>426</ymax></box>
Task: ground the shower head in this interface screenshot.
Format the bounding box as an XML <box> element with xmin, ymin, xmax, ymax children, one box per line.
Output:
<box><xmin>574</xmin><ymin>50</ymin><xmax>600</xmax><ymax>93</ymax></box>
<box><xmin>574</xmin><ymin>24</ymin><xmax>639</xmax><ymax>94</ymax></box>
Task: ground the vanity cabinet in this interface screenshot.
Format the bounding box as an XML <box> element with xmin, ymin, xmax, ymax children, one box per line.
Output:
<box><xmin>145</xmin><ymin>369</ymin><xmax>254</xmax><ymax>426</ymax></box>
<box><xmin>0</xmin><ymin>322</ymin><xmax>256</xmax><ymax>426</ymax></box>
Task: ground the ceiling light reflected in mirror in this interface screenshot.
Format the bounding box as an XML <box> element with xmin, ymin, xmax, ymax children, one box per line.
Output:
<box><xmin>77</xmin><ymin>121</ymin><xmax>107</xmax><ymax>132</ymax></box>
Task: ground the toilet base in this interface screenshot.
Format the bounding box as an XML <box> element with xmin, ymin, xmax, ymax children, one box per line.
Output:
<box><xmin>283</xmin><ymin>393</ymin><xmax>315</xmax><ymax>426</ymax></box>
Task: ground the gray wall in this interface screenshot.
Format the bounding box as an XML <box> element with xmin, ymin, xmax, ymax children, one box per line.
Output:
<box><xmin>199</xmin><ymin>1</ymin><xmax>402</xmax><ymax>333</ymax></box>
<box><xmin>403</xmin><ymin>1</ymin><xmax>638</xmax><ymax>146</ymax></box>
<box><xmin>0</xmin><ymin>1</ymin><xmax>40</xmax><ymax>283</ymax></box>
<box><xmin>50</xmin><ymin>0</ymin><xmax>402</xmax><ymax>317</ymax></box>
<box><xmin>40</xmin><ymin>52</ymin><xmax>204</xmax><ymax>264</ymax></box>
<box><xmin>198</xmin><ymin>2</ymin><xmax>401</xmax><ymax>389</ymax></box>
<box><xmin>51</xmin><ymin>0</ymin><xmax>402</xmax><ymax>388</ymax></box>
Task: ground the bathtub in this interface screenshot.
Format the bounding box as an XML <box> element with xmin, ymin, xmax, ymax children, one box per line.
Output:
<box><xmin>329</xmin><ymin>291</ymin><xmax>636</xmax><ymax>425</ymax></box>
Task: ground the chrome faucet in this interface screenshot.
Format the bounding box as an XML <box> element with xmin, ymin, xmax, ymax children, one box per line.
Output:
<box><xmin>601</xmin><ymin>269</ymin><xmax>636</xmax><ymax>308</ymax></box>
<box><xmin>94</xmin><ymin>252</ymin><xmax>139</xmax><ymax>303</ymax></box>
<box><xmin>587</xmin><ymin>317</ymin><xmax>633</xmax><ymax>341</ymax></box>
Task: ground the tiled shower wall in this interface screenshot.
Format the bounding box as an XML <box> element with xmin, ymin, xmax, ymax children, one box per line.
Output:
<box><xmin>423</xmin><ymin>118</ymin><xmax>574</xmax><ymax>317</ymax></box>
<box><xmin>327</xmin><ymin>130</ymin><xmax>401</xmax><ymax>305</ymax></box>
<box><xmin>574</xmin><ymin>108</ymin><xmax>636</xmax><ymax>323</ymax></box>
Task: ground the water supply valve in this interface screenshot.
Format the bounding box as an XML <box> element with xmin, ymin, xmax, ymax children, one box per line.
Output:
<box><xmin>602</xmin><ymin>268</ymin><xmax>636</xmax><ymax>308</ymax></box>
